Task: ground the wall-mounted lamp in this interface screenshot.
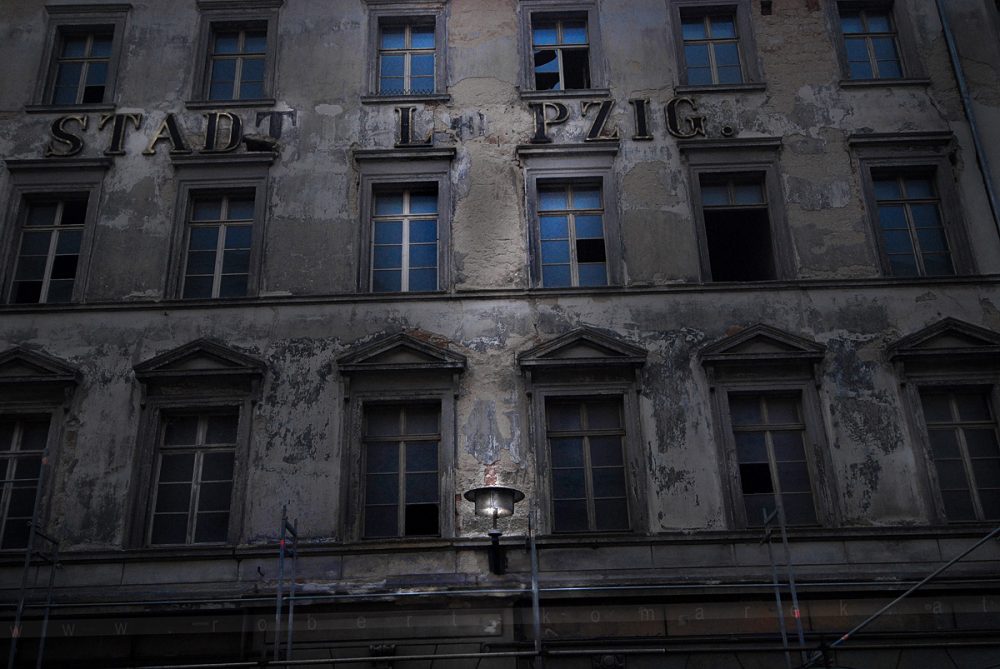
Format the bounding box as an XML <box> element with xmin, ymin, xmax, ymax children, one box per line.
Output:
<box><xmin>463</xmin><ymin>485</ymin><xmax>525</xmax><ymax>575</ymax></box>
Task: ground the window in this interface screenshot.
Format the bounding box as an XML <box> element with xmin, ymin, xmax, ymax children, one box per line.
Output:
<box><xmin>182</xmin><ymin>193</ymin><xmax>255</xmax><ymax>299</ymax></box>
<box><xmin>8</xmin><ymin>196</ymin><xmax>88</xmax><ymax>304</ymax></box>
<box><xmin>681</xmin><ymin>12</ymin><xmax>742</xmax><ymax>85</ymax></box>
<box><xmin>168</xmin><ymin>157</ymin><xmax>270</xmax><ymax>300</ymax></box>
<box><xmin>681</xmin><ymin>138</ymin><xmax>792</xmax><ymax>282</ymax></box>
<box><xmin>0</xmin><ymin>417</ymin><xmax>49</xmax><ymax>549</ymax></box>
<box><xmin>872</xmin><ymin>172</ymin><xmax>953</xmax><ymax>277</ymax></box>
<box><xmin>537</xmin><ymin>183</ymin><xmax>607</xmax><ymax>287</ymax></box>
<box><xmin>839</xmin><ymin>7</ymin><xmax>901</xmax><ymax>80</ymax></box>
<box><xmin>377</xmin><ymin>21</ymin><xmax>436</xmax><ymax>96</ymax></box>
<box><xmin>546</xmin><ymin>398</ymin><xmax>628</xmax><ymax>532</ymax></box>
<box><xmin>354</xmin><ymin>147</ymin><xmax>454</xmax><ymax>293</ymax></box>
<box><xmin>2</xmin><ymin>159</ymin><xmax>106</xmax><ymax>305</ymax></box>
<box><xmin>338</xmin><ymin>333</ymin><xmax>465</xmax><ymax>541</ymax></box>
<box><xmin>519</xmin><ymin>1</ymin><xmax>606</xmax><ymax>96</ymax></box>
<box><xmin>919</xmin><ymin>389</ymin><xmax>1000</xmax><ymax>522</ymax></box>
<box><xmin>371</xmin><ymin>187</ymin><xmax>439</xmax><ymax>292</ymax></box>
<box><xmin>149</xmin><ymin>411</ymin><xmax>238</xmax><ymax>545</ymax></box>
<box><xmin>851</xmin><ymin>133</ymin><xmax>973</xmax><ymax>277</ymax></box>
<box><xmin>30</xmin><ymin>4</ymin><xmax>127</xmax><ymax>110</ymax></box>
<box><xmin>698</xmin><ymin>174</ymin><xmax>775</xmax><ymax>282</ymax></box>
<box><xmin>518</xmin><ymin>327</ymin><xmax>649</xmax><ymax>535</ymax></box>
<box><xmin>531</xmin><ymin>15</ymin><xmax>590</xmax><ymax>91</ymax></box>
<box><xmin>362</xmin><ymin>404</ymin><xmax>441</xmax><ymax>538</ymax></box>
<box><xmin>517</xmin><ymin>143</ymin><xmax>622</xmax><ymax>288</ymax></box>
<box><xmin>671</xmin><ymin>1</ymin><xmax>761</xmax><ymax>89</ymax></box>
<box><xmin>50</xmin><ymin>29</ymin><xmax>114</xmax><ymax>104</ymax></box>
<box><xmin>700</xmin><ymin>324</ymin><xmax>836</xmax><ymax>529</ymax></box>
<box><xmin>130</xmin><ymin>339</ymin><xmax>263</xmax><ymax>548</ymax></box>
<box><xmin>190</xmin><ymin>1</ymin><xmax>281</xmax><ymax>106</ymax></box>
<box><xmin>728</xmin><ymin>393</ymin><xmax>818</xmax><ymax>526</ymax></box>
<box><xmin>206</xmin><ymin>26</ymin><xmax>267</xmax><ymax>101</ymax></box>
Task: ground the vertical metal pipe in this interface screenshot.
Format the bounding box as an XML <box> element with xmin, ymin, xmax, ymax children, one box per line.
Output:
<box><xmin>285</xmin><ymin>518</ymin><xmax>297</xmax><ymax>662</ymax></box>
<box><xmin>935</xmin><ymin>0</ymin><xmax>1000</xmax><ymax>239</ymax></box>
<box><xmin>762</xmin><ymin>510</ymin><xmax>792</xmax><ymax>669</ymax></box>
<box><xmin>274</xmin><ymin>506</ymin><xmax>287</xmax><ymax>661</ymax></box>
<box><xmin>34</xmin><ymin>548</ymin><xmax>57</xmax><ymax>669</ymax></box>
<box><xmin>529</xmin><ymin>514</ymin><xmax>543</xmax><ymax>669</ymax></box>
<box><xmin>776</xmin><ymin>505</ymin><xmax>806</xmax><ymax>663</ymax></box>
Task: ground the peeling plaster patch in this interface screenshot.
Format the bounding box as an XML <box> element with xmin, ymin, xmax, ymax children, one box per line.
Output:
<box><xmin>916</xmin><ymin>291</ymin><xmax>938</xmax><ymax>303</ymax></box>
<box><xmin>503</xmin><ymin>406</ymin><xmax>523</xmax><ymax>465</ymax></box>
<box><xmin>655</xmin><ymin>465</ymin><xmax>693</xmax><ymax>495</ymax></box>
<box><xmin>791</xmin><ymin>84</ymin><xmax>852</xmax><ymax>130</ymax></box>
<box><xmin>314</xmin><ymin>104</ymin><xmax>344</xmax><ymax>117</ymax></box>
<box><xmin>462</xmin><ymin>399</ymin><xmax>503</xmax><ymax>464</ymax></box>
<box><xmin>833</xmin><ymin>396</ymin><xmax>902</xmax><ymax>456</ymax></box>
<box><xmin>783</xmin><ymin>175</ymin><xmax>851</xmax><ymax>211</ymax></box>
<box><xmin>845</xmin><ymin>454</ymin><xmax>881</xmax><ymax>513</ymax></box>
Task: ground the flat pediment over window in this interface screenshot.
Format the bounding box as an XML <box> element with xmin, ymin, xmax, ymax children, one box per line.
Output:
<box><xmin>337</xmin><ymin>332</ymin><xmax>466</xmax><ymax>374</ymax></box>
<box><xmin>517</xmin><ymin>327</ymin><xmax>646</xmax><ymax>371</ymax></box>
<box><xmin>133</xmin><ymin>338</ymin><xmax>265</xmax><ymax>384</ymax></box>
<box><xmin>0</xmin><ymin>347</ymin><xmax>79</xmax><ymax>386</ymax></box>
<box><xmin>889</xmin><ymin>318</ymin><xmax>1000</xmax><ymax>375</ymax></box>
<box><xmin>700</xmin><ymin>324</ymin><xmax>826</xmax><ymax>366</ymax></box>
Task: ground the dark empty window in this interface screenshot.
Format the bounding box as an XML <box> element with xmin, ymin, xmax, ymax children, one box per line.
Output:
<box><xmin>921</xmin><ymin>389</ymin><xmax>1000</xmax><ymax>522</ymax></box>
<box><xmin>371</xmin><ymin>187</ymin><xmax>439</xmax><ymax>292</ymax></box>
<box><xmin>363</xmin><ymin>404</ymin><xmax>441</xmax><ymax>538</ymax></box>
<box><xmin>0</xmin><ymin>416</ymin><xmax>49</xmax><ymax>549</ymax></box>
<box><xmin>730</xmin><ymin>393</ymin><xmax>818</xmax><ymax>527</ymax></box>
<box><xmin>378</xmin><ymin>20</ymin><xmax>436</xmax><ymax>95</ymax></box>
<box><xmin>51</xmin><ymin>29</ymin><xmax>113</xmax><ymax>104</ymax></box>
<box><xmin>149</xmin><ymin>412</ymin><xmax>237</xmax><ymax>545</ymax></box>
<box><xmin>538</xmin><ymin>183</ymin><xmax>607</xmax><ymax>288</ymax></box>
<box><xmin>9</xmin><ymin>196</ymin><xmax>88</xmax><ymax>304</ymax></box>
<box><xmin>839</xmin><ymin>7</ymin><xmax>902</xmax><ymax>79</ymax></box>
<box><xmin>531</xmin><ymin>16</ymin><xmax>590</xmax><ymax>90</ymax></box>
<box><xmin>546</xmin><ymin>398</ymin><xmax>629</xmax><ymax>532</ymax></box>
<box><xmin>207</xmin><ymin>25</ymin><xmax>267</xmax><ymax>100</ymax></box>
<box><xmin>681</xmin><ymin>12</ymin><xmax>743</xmax><ymax>85</ymax></box>
<box><xmin>700</xmin><ymin>176</ymin><xmax>775</xmax><ymax>281</ymax></box>
<box><xmin>182</xmin><ymin>194</ymin><xmax>254</xmax><ymax>299</ymax></box>
<box><xmin>873</xmin><ymin>172</ymin><xmax>953</xmax><ymax>277</ymax></box>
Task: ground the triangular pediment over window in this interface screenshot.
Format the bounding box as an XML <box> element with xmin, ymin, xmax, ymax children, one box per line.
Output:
<box><xmin>889</xmin><ymin>318</ymin><xmax>1000</xmax><ymax>366</ymax></box>
<box><xmin>700</xmin><ymin>324</ymin><xmax>825</xmax><ymax>367</ymax></box>
<box><xmin>0</xmin><ymin>347</ymin><xmax>79</xmax><ymax>386</ymax></box>
<box><xmin>337</xmin><ymin>332</ymin><xmax>466</xmax><ymax>374</ymax></box>
<box><xmin>133</xmin><ymin>338</ymin><xmax>265</xmax><ymax>383</ymax></box>
<box><xmin>517</xmin><ymin>327</ymin><xmax>646</xmax><ymax>371</ymax></box>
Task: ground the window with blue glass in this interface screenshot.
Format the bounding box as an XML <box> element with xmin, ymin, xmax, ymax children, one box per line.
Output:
<box><xmin>839</xmin><ymin>8</ymin><xmax>902</xmax><ymax>79</ymax></box>
<box><xmin>50</xmin><ymin>29</ymin><xmax>113</xmax><ymax>104</ymax></box>
<box><xmin>873</xmin><ymin>172</ymin><xmax>954</xmax><ymax>277</ymax></box>
<box><xmin>9</xmin><ymin>196</ymin><xmax>87</xmax><ymax>305</ymax></box>
<box><xmin>207</xmin><ymin>26</ymin><xmax>267</xmax><ymax>100</ymax></box>
<box><xmin>531</xmin><ymin>16</ymin><xmax>591</xmax><ymax>90</ymax></box>
<box><xmin>681</xmin><ymin>12</ymin><xmax>743</xmax><ymax>86</ymax></box>
<box><xmin>538</xmin><ymin>183</ymin><xmax>608</xmax><ymax>288</ymax></box>
<box><xmin>378</xmin><ymin>21</ymin><xmax>436</xmax><ymax>95</ymax></box>
<box><xmin>371</xmin><ymin>188</ymin><xmax>439</xmax><ymax>293</ymax></box>
<box><xmin>182</xmin><ymin>194</ymin><xmax>255</xmax><ymax>299</ymax></box>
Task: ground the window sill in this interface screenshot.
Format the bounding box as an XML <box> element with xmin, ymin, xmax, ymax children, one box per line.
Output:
<box><xmin>184</xmin><ymin>98</ymin><xmax>277</xmax><ymax>110</ymax></box>
<box><xmin>361</xmin><ymin>93</ymin><xmax>451</xmax><ymax>105</ymax></box>
<box><xmin>838</xmin><ymin>77</ymin><xmax>931</xmax><ymax>89</ymax></box>
<box><xmin>519</xmin><ymin>88</ymin><xmax>611</xmax><ymax>101</ymax></box>
<box><xmin>675</xmin><ymin>82</ymin><xmax>766</xmax><ymax>95</ymax></box>
<box><xmin>25</xmin><ymin>103</ymin><xmax>116</xmax><ymax>114</ymax></box>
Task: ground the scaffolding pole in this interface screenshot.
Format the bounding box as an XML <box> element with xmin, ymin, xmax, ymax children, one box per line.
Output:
<box><xmin>761</xmin><ymin>508</ymin><xmax>792</xmax><ymax>669</ymax></box>
<box><xmin>273</xmin><ymin>506</ymin><xmax>298</xmax><ymax>663</ymax></box>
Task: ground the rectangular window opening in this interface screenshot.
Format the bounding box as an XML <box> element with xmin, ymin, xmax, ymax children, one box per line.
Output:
<box><xmin>681</xmin><ymin>11</ymin><xmax>744</xmax><ymax>86</ymax></box>
<box><xmin>377</xmin><ymin>19</ymin><xmax>436</xmax><ymax>96</ymax></box>
<box><xmin>872</xmin><ymin>171</ymin><xmax>954</xmax><ymax>277</ymax></box>
<box><xmin>51</xmin><ymin>27</ymin><xmax>114</xmax><ymax>105</ymax></box>
<box><xmin>207</xmin><ymin>24</ymin><xmax>268</xmax><ymax>101</ymax></box>
<box><xmin>700</xmin><ymin>176</ymin><xmax>775</xmax><ymax>282</ymax></box>
<box><xmin>9</xmin><ymin>195</ymin><xmax>88</xmax><ymax>305</ymax></box>
<box><xmin>538</xmin><ymin>182</ymin><xmax>608</xmax><ymax>288</ymax></box>
<box><xmin>371</xmin><ymin>186</ymin><xmax>439</xmax><ymax>293</ymax></box>
<box><xmin>362</xmin><ymin>403</ymin><xmax>441</xmax><ymax>538</ymax></box>
<box><xmin>839</xmin><ymin>6</ymin><xmax>903</xmax><ymax>80</ymax></box>
<box><xmin>531</xmin><ymin>15</ymin><xmax>591</xmax><ymax>91</ymax></box>
<box><xmin>546</xmin><ymin>398</ymin><xmax>629</xmax><ymax>533</ymax></box>
<box><xmin>0</xmin><ymin>416</ymin><xmax>50</xmax><ymax>549</ymax></box>
<box><xmin>182</xmin><ymin>192</ymin><xmax>255</xmax><ymax>300</ymax></box>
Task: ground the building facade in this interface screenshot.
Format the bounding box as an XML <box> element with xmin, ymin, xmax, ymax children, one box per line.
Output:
<box><xmin>1</xmin><ymin>0</ymin><xmax>1000</xmax><ymax>666</ymax></box>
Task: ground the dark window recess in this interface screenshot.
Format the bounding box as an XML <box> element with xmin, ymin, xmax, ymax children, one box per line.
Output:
<box><xmin>704</xmin><ymin>209</ymin><xmax>775</xmax><ymax>281</ymax></box>
<box><xmin>531</xmin><ymin>18</ymin><xmax>591</xmax><ymax>91</ymax></box>
<box><xmin>700</xmin><ymin>176</ymin><xmax>775</xmax><ymax>282</ymax></box>
<box><xmin>0</xmin><ymin>416</ymin><xmax>49</xmax><ymax>549</ymax></box>
<box><xmin>10</xmin><ymin>196</ymin><xmax>88</xmax><ymax>305</ymax></box>
<box><xmin>363</xmin><ymin>404</ymin><xmax>441</xmax><ymax>538</ymax></box>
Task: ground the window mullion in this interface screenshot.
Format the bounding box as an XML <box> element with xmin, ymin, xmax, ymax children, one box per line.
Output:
<box><xmin>188</xmin><ymin>450</ymin><xmax>203</xmax><ymax>544</ymax></box>
<box><xmin>40</xmin><ymin>204</ymin><xmax>64</xmax><ymax>304</ymax></box>
<box><xmin>568</xmin><ymin>211</ymin><xmax>580</xmax><ymax>286</ymax></box>
<box><xmin>401</xmin><ymin>191</ymin><xmax>411</xmax><ymax>291</ymax></box>
<box><xmin>951</xmin><ymin>395</ymin><xmax>986</xmax><ymax>521</ymax></box>
<box><xmin>903</xmin><ymin>203</ymin><xmax>926</xmax><ymax>275</ymax></box>
<box><xmin>397</xmin><ymin>438</ymin><xmax>407</xmax><ymax>535</ymax></box>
